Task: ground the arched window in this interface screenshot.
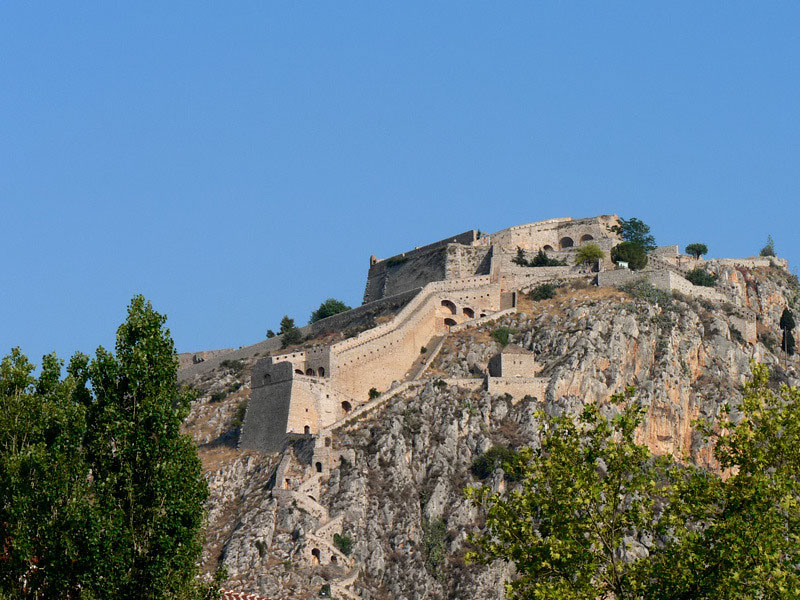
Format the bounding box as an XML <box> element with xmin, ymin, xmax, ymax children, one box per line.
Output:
<box><xmin>559</xmin><ymin>237</ymin><xmax>574</xmax><ymax>249</ymax></box>
<box><xmin>341</xmin><ymin>401</ymin><xmax>352</xmax><ymax>413</ymax></box>
<box><xmin>304</xmin><ymin>425</ymin><xmax>310</xmax><ymax>435</ymax></box>
<box><xmin>463</xmin><ymin>307</ymin><xmax>475</xmax><ymax>318</ymax></box>
<box><xmin>315</xmin><ymin>462</ymin><xmax>323</xmax><ymax>473</ymax></box>
<box><xmin>331</xmin><ymin>555</ymin><xmax>338</xmax><ymax>564</ymax></box>
<box><xmin>295</xmin><ymin>369</ymin><xmax>303</xmax><ymax>375</ymax></box>
<box><xmin>542</xmin><ymin>245</ymin><xmax>554</xmax><ymax>252</ymax></box>
<box><xmin>311</xmin><ymin>548</ymin><xmax>321</xmax><ymax>564</ymax></box>
<box><xmin>580</xmin><ymin>234</ymin><xmax>594</xmax><ymax>244</ymax></box>
<box><xmin>441</xmin><ymin>299</ymin><xmax>457</xmax><ymax>315</ymax></box>
<box><xmin>264</xmin><ymin>373</ymin><xmax>272</xmax><ymax>383</ymax></box>
<box><xmin>318</xmin><ymin>367</ymin><xmax>325</xmax><ymax>377</ymax></box>
<box><xmin>444</xmin><ymin>318</ymin><xmax>457</xmax><ymax>327</ymax></box>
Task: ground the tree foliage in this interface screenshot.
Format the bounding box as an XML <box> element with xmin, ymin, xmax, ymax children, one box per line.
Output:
<box><xmin>513</xmin><ymin>248</ymin><xmax>567</xmax><ymax>268</ymax></box>
<box><xmin>309</xmin><ymin>298</ymin><xmax>352</xmax><ymax>324</ymax></box>
<box><xmin>0</xmin><ymin>296</ymin><xmax>211</xmax><ymax>600</ymax></box>
<box><xmin>685</xmin><ymin>243</ymin><xmax>708</xmax><ymax>259</ymax></box>
<box><xmin>279</xmin><ymin>315</ymin><xmax>302</xmax><ymax>348</ymax></box>
<box><xmin>611</xmin><ymin>241</ymin><xmax>648</xmax><ymax>271</ymax></box>
<box><xmin>467</xmin><ymin>365</ymin><xmax>800</xmax><ymax>599</ymax></box>
<box><xmin>685</xmin><ymin>268</ymin><xmax>718</xmax><ymax>287</ymax></box>
<box><xmin>760</xmin><ymin>234</ymin><xmax>776</xmax><ymax>257</ymax></box>
<box><xmin>781</xmin><ymin>308</ymin><xmax>796</xmax><ymax>356</ymax></box>
<box><xmin>574</xmin><ymin>243</ymin><xmax>605</xmax><ymax>266</ymax></box>
<box><xmin>612</xmin><ymin>218</ymin><xmax>656</xmax><ymax>252</ymax></box>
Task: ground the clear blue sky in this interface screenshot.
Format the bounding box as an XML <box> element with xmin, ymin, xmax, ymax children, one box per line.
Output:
<box><xmin>2</xmin><ymin>3</ymin><xmax>798</xmax><ymax>365</ymax></box>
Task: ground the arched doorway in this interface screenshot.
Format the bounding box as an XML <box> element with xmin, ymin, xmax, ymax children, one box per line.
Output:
<box><xmin>580</xmin><ymin>234</ymin><xmax>594</xmax><ymax>244</ymax></box>
<box><xmin>341</xmin><ymin>401</ymin><xmax>352</xmax><ymax>413</ymax></box>
<box><xmin>295</xmin><ymin>369</ymin><xmax>303</xmax><ymax>375</ymax></box>
<box><xmin>441</xmin><ymin>299</ymin><xmax>457</xmax><ymax>315</ymax></box>
<box><xmin>315</xmin><ymin>462</ymin><xmax>323</xmax><ymax>473</ymax></box>
<box><xmin>542</xmin><ymin>245</ymin><xmax>554</xmax><ymax>252</ymax></box>
<box><xmin>559</xmin><ymin>237</ymin><xmax>574</xmax><ymax>249</ymax></box>
<box><xmin>304</xmin><ymin>425</ymin><xmax>310</xmax><ymax>435</ymax></box>
<box><xmin>444</xmin><ymin>318</ymin><xmax>457</xmax><ymax>327</ymax></box>
<box><xmin>311</xmin><ymin>548</ymin><xmax>321</xmax><ymax>564</ymax></box>
<box><xmin>463</xmin><ymin>307</ymin><xmax>475</xmax><ymax>318</ymax></box>
<box><xmin>306</xmin><ymin>368</ymin><xmax>314</xmax><ymax>376</ymax></box>
<box><xmin>264</xmin><ymin>373</ymin><xmax>272</xmax><ymax>383</ymax></box>
<box><xmin>318</xmin><ymin>367</ymin><xmax>325</xmax><ymax>377</ymax></box>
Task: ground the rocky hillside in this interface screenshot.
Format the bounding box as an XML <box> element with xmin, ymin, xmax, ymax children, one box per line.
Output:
<box><xmin>182</xmin><ymin>263</ymin><xmax>800</xmax><ymax>600</ymax></box>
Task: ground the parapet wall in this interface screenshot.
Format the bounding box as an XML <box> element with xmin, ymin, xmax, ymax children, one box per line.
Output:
<box><xmin>489</xmin><ymin>215</ymin><xmax>621</xmax><ymax>253</ymax></box>
<box><xmin>487</xmin><ymin>377</ymin><xmax>549</xmax><ymax>401</ymax></box>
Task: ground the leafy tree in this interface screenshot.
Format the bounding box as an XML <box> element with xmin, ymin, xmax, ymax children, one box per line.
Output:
<box><xmin>0</xmin><ymin>296</ymin><xmax>211</xmax><ymax>600</ymax></box>
<box><xmin>332</xmin><ymin>533</ymin><xmax>353</xmax><ymax>556</ymax></box>
<box><xmin>685</xmin><ymin>243</ymin><xmax>708</xmax><ymax>259</ymax></box>
<box><xmin>760</xmin><ymin>234</ymin><xmax>776</xmax><ymax>257</ymax></box>
<box><xmin>512</xmin><ymin>247</ymin><xmax>528</xmax><ymax>266</ymax></box>
<box><xmin>612</xmin><ymin>217</ymin><xmax>656</xmax><ymax>252</ymax></box>
<box><xmin>574</xmin><ymin>243</ymin><xmax>605</xmax><ymax>266</ymax></box>
<box><xmin>530</xmin><ymin>249</ymin><xmax>567</xmax><ymax>267</ymax></box>
<box><xmin>266</xmin><ymin>329</ymin><xmax>275</xmax><ymax>338</ymax></box>
<box><xmin>467</xmin><ymin>387</ymin><xmax>674</xmax><ymax>599</ymax></box>
<box><xmin>491</xmin><ymin>326</ymin><xmax>514</xmax><ymax>346</ymax></box>
<box><xmin>685</xmin><ymin>268</ymin><xmax>718</xmax><ymax>287</ymax></box>
<box><xmin>309</xmin><ymin>298</ymin><xmax>352</xmax><ymax>324</ymax></box>
<box><xmin>368</xmin><ymin>387</ymin><xmax>381</xmax><ymax>400</ymax></box>
<box><xmin>611</xmin><ymin>241</ymin><xmax>648</xmax><ymax>271</ymax></box>
<box><xmin>470</xmin><ymin>445</ymin><xmax>522</xmax><ymax>480</ymax></box>
<box><xmin>279</xmin><ymin>315</ymin><xmax>302</xmax><ymax>348</ymax></box>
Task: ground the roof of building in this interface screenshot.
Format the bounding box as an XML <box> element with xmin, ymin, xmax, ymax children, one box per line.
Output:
<box><xmin>501</xmin><ymin>344</ymin><xmax>534</xmax><ymax>355</ymax></box>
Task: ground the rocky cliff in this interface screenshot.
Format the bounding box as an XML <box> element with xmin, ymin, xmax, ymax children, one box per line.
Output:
<box><xmin>182</xmin><ymin>263</ymin><xmax>800</xmax><ymax>600</ymax></box>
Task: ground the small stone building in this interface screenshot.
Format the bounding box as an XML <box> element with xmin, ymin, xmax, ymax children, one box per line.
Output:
<box><xmin>488</xmin><ymin>344</ymin><xmax>538</xmax><ymax>377</ymax></box>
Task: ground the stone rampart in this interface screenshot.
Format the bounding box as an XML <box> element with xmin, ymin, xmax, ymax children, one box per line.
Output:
<box><xmin>489</xmin><ymin>215</ymin><xmax>620</xmax><ymax>253</ymax></box>
<box><xmin>444</xmin><ymin>244</ymin><xmax>492</xmax><ymax>279</ymax></box>
<box><xmin>487</xmin><ymin>376</ymin><xmax>549</xmax><ymax>401</ymax></box>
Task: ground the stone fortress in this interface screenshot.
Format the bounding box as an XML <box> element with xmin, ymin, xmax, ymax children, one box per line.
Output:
<box><xmin>239</xmin><ymin>214</ymin><xmax>785</xmax><ymax>458</ymax></box>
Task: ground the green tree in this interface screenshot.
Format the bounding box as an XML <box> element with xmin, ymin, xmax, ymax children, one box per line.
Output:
<box><xmin>512</xmin><ymin>247</ymin><xmax>528</xmax><ymax>266</ymax></box>
<box><xmin>612</xmin><ymin>218</ymin><xmax>656</xmax><ymax>252</ymax></box>
<box><xmin>467</xmin><ymin>387</ymin><xmax>674</xmax><ymax>600</ymax></box>
<box><xmin>574</xmin><ymin>243</ymin><xmax>605</xmax><ymax>266</ymax></box>
<box><xmin>781</xmin><ymin>308</ymin><xmax>796</xmax><ymax>356</ymax></box>
<box><xmin>279</xmin><ymin>315</ymin><xmax>302</xmax><ymax>348</ymax></box>
<box><xmin>611</xmin><ymin>241</ymin><xmax>648</xmax><ymax>271</ymax></box>
<box><xmin>760</xmin><ymin>234</ymin><xmax>776</xmax><ymax>257</ymax></box>
<box><xmin>309</xmin><ymin>298</ymin><xmax>352</xmax><ymax>324</ymax></box>
<box><xmin>266</xmin><ymin>329</ymin><xmax>275</xmax><ymax>338</ymax></box>
<box><xmin>685</xmin><ymin>243</ymin><xmax>708</xmax><ymax>259</ymax></box>
<box><xmin>0</xmin><ymin>296</ymin><xmax>211</xmax><ymax>600</ymax></box>
<box><xmin>685</xmin><ymin>268</ymin><xmax>718</xmax><ymax>287</ymax></box>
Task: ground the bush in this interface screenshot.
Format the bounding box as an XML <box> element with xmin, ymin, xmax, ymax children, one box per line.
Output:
<box><xmin>685</xmin><ymin>243</ymin><xmax>708</xmax><ymax>259</ymax></box>
<box><xmin>420</xmin><ymin>346</ymin><xmax>427</xmax><ymax>354</ymax></box>
<box><xmin>266</xmin><ymin>329</ymin><xmax>276</xmax><ymax>338</ymax></box>
<box><xmin>209</xmin><ymin>391</ymin><xmax>226</xmax><ymax>403</ymax></box>
<box><xmin>574</xmin><ymin>243</ymin><xmax>605</xmax><ymax>266</ymax></box>
<box><xmin>422</xmin><ymin>518</ymin><xmax>448</xmax><ymax>579</ymax></box>
<box><xmin>492</xmin><ymin>326</ymin><xmax>514</xmax><ymax>346</ymax></box>
<box><xmin>529</xmin><ymin>283</ymin><xmax>556</xmax><ymax>301</ymax></box>
<box><xmin>333</xmin><ymin>533</ymin><xmax>353</xmax><ymax>556</ymax></box>
<box><xmin>368</xmin><ymin>387</ymin><xmax>381</xmax><ymax>400</ymax></box>
<box><xmin>231</xmin><ymin>400</ymin><xmax>248</xmax><ymax>430</ymax></box>
<box><xmin>279</xmin><ymin>315</ymin><xmax>302</xmax><ymax>348</ymax></box>
<box><xmin>611</xmin><ymin>241</ymin><xmax>648</xmax><ymax>271</ymax></box>
<box><xmin>685</xmin><ymin>268</ymin><xmax>718</xmax><ymax>287</ymax></box>
<box><xmin>619</xmin><ymin>279</ymin><xmax>674</xmax><ymax>310</ymax></box>
<box><xmin>220</xmin><ymin>359</ymin><xmax>246</xmax><ymax>375</ymax></box>
<box><xmin>471</xmin><ymin>445</ymin><xmax>522</xmax><ymax>481</ymax></box>
<box><xmin>309</xmin><ymin>298</ymin><xmax>352</xmax><ymax>324</ymax></box>
<box><xmin>386</xmin><ymin>256</ymin><xmax>408</xmax><ymax>267</ymax></box>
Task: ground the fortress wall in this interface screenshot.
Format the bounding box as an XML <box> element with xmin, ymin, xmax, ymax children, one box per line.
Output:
<box><xmin>489</xmin><ymin>215</ymin><xmax>620</xmax><ymax>253</ymax></box>
<box><xmin>376</xmin><ymin>230</ymin><xmax>479</xmax><ymax>264</ymax></box>
<box><xmin>487</xmin><ymin>377</ymin><xmax>549</xmax><ymax>401</ymax></box>
<box><xmin>310</xmin><ymin>288</ymin><xmax>420</xmax><ymax>337</ymax></box>
<box><xmin>708</xmin><ymin>257</ymin><xmax>789</xmax><ymax>271</ymax></box>
<box><xmin>661</xmin><ymin>270</ymin><xmax>728</xmax><ymax>303</ymax></box>
<box><xmin>285</xmin><ymin>376</ymin><xmax>350</xmax><ymax>435</ymax></box>
<box><xmin>362</xmin><ymin>246</ymin><xmax>448</xmax><ymax>303</ymax></box>
<box><xmin>239</xmin><ymin>361</ymin><xmax>295</xmax><ymax>453</ymax></box>
<box><xmin>444</xmin><ymin>244</ymin><xmax>492</xmax><ymax>279</ymax></box>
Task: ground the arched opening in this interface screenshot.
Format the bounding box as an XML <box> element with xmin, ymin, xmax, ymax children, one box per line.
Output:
<box><xmin>480</xmin><ymin>313</ymin><xmax>487</xmax><ymax>318</ymax></box>
<box><xmin>441</xmin><ymin>299</ymin><xmax>457</xmax><ymax>315</ymax></box>
<box><xmin>315</xmin><ymin>462</ymin><xmax>323</xmax><ymax>473</ymax></box>
<box><xmin>341</xmin><ymin>401</ymin><xmax>352</xmax><ymax>413</ymax></box>
<box><xmin>444</xmin><ymin>318</ymin><xmax>457</xmax><ymax>327</ymax></box>
<box><xmin>559</xmin><ymin>237</ymin><xmax>574</xmax><ymax>249</ymax></box>
<box><xmin>304</xmin><ymin>425</ymin><xmax>310</xmax><ymax>435</ymax></box>
<box><xmin>264</xmin><ymin>373</ymin><xmax>272</xmax><ymax>383</ymax></box>
<box><xmin>295</xmin><ymin>369</ymin><xmax>303</xmax><ymax>375</ymax></box>
<box><xmin>580</xmin><ymin>234</ymin><xmax>594</xmax><ymax>244</ymax></box>
<box><xmin>463</xmin><ymin>307</ymin><xmax>475</xmax><ymax>318</ymax></box>
<box><xmin>330</xmin><ymin>555</ymin><xmax>338</xmax><ymax>564</ymax></box>
<box><xmin>311</xmin><ymin>548</ymin><xmax>321</xmax><ymax>564</ymax></box>
<box><xmin>318</xmin><ymin>367</ymin><xmax>325</xmax><ymax>377</ymax></box>
<box><xmin>306</xmin><ymin>368</ymin><xmax>314</xmax><ymax>376</ymax></box>
<box><xmin>542</xmin><ymin>245</ymin><xmax>554</xmax><ymax>252</ymax></box>
<box><xmin>284</xmin><ymin>478</ymin><xmax>291</xmax><ymax>490</ymax></box>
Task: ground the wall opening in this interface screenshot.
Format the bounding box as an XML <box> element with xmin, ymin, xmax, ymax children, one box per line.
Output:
<box><xmin>304</xmin><ymin>425</ymin><xmax>310</xmax><ymax>435</ymax></box>
<box><xmin>463</xmin><ymin>307</ymin><xmax>475</xmax><ymax>318</ymax></box>
<box><xmin>315</xmin><ymin>462</ymin><xmax>323</xmax><ymax>473</ymax></box>
<box><xmin>341</xmin><ymin>401</ymin><xmax>352</xmax><ymax>413</ymax></box>
<box><xmin>284</xmin><ymin>478</ymin><xmax>291</xmax><ymax>490</ymax></box>
<box><xmin>441</xmin><ymin>299</ymin><xmax>457</xmax><ymax>315</ymax></box>
<box><xmin>318</xmin><ymin>367</ymin><xmax>325</xmax><ymax>377</ymax></box>
<box><xmin>444</xmin><ymin>318</ymin><xmax>457</xmax><ymax>327</ymax></box>
<box><xmin>330</xmin><ymin>555</ymin><xmax>338</xmax><ymax>564</ymax></box>
<box><xmin>559</xmin><ymin>237</ymin><xmax>574</xmax><ymax>249</ymax></box>
<box><xmin>264</xmin><ymin>373</ymin><xmax>272</xmax><ymax>383</ymax></box>
<box><xmin>580</xmin><ymin>234</ymin><xmax>594</xmax><ymax>244</ymax></box>
<box><xmin>295</xmin><ymin>369</ymin><xmax>304</xmax><ymax>375</ymax></box>
<box><xmin>306</xmin><ymin>368</ymin><xmax>314</xmax><ymax>376</ymax></box>
<box><xmin>311</xmin><ymin>548</ymin><xmax>321</xmax><ymax>564</ymax></box>
<box><xmin>542</xmin><ymin>245</ymin><xmax>554</xmax><ymax>252</ymax></box>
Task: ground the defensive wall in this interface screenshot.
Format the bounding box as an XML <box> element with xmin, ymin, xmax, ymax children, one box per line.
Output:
<box><xmin>488</xmin><ymin>214</ymin><xmax>621</xmax><ymax>253</ymax></box>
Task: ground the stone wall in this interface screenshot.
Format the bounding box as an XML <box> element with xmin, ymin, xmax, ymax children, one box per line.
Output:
<box><xmin>362</xmin><ymin>246</ymin><xmax>448</xmax><ymax>303</ymax></box>
<box><xmin>309</xmin><ymin>288</ymin><xmax>420</xmax><ymax>338</ymax></box>
<box><xmin>486</xmin><ymin>376</ymin><xmax>549</xmax><ymax>401</ymax></box>
<box><xmin>444</xmin><ymin>244</ymin><xmax>492</xmax><ymax>279</ymax></box>
<box><xmin>488</xmin><ymin>215</ymin><xmax>621</xmax><ymax>253</ymax></box>
<box><xmin>239</xmin><ymin>361</ymin><xmax>295</xmax><ymax>453</ymax></box>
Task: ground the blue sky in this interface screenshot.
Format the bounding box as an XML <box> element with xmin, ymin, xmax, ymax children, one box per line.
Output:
<box><xmin>2</xmin><ymin>3</ymin><xmax>798</xmax><ymax>365</ymax></box>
